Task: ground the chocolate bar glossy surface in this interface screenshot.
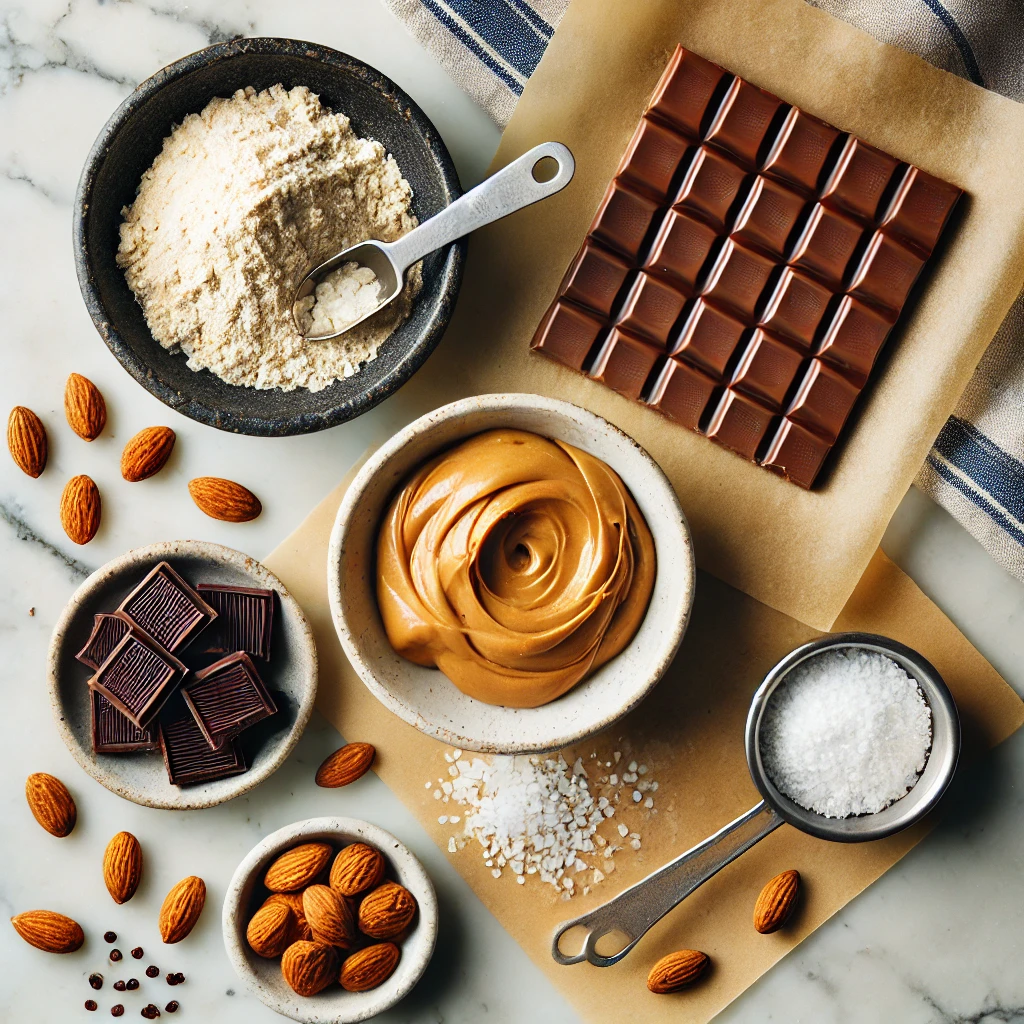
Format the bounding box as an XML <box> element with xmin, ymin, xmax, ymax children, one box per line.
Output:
<box><xmin>118</xmin><ymin>562</ymin><xmax>216</xmax><ymax>652</ymax></box>
<box><xmin>91</xmin><ymin>691</ymin><xmax>158</xmax><ymax>754</ymax></box>
<box><xmin>531</xmin><ymin>45</ymin><xmax>962</xmax><ymax>488</ymax></box>
<box><xmin>181</xmin><ymin>652</ymin><xmax>276</xmax><ymax>747</ymax></box>
<box><xmin>159</xmin><ymin>702</ymin><xmax>247</xmax><ymax>786</ymax></box>
<box><xmin>76</xmin><ymin>613</ymin><xmax>131</xmax><ymax>672</ymax></box>
<box><xmin>196</xmin><ymin>584</ymin><xmax>274</xmax><ymax>660</ymax></box>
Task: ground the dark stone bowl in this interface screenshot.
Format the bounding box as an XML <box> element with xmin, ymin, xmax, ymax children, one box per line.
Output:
<box><xmin>74</xmin><ymin>37</ymin><xmax>464</xmax><ymax>437</ymax></box>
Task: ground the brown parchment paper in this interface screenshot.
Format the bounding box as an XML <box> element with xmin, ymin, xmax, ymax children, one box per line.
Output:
<box><xmin>385</xmin><ymin>0</ymin><xmax>1024</xmax><ymax>630</ymax></box>
<box><xmin>264</xmin><ymin>476</ymin><xmax>1023</xmax><ymax>1024</ymax></box>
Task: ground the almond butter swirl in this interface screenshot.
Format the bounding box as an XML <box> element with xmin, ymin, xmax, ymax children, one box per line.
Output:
<box><xmin>376</xmin><ymin>429</ymin><xmax>656</xmax><ymax>707</ymax></box>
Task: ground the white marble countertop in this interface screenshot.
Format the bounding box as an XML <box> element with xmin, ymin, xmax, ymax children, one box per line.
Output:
<box><xmin>1</xmin><ymin>2</ymin><xmax>1022</xmax><ymax>1022</ymax></box>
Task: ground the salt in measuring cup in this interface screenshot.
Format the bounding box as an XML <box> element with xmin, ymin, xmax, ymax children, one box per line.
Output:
<box><xmin>551</xmin><ymin>631</ymin><xmax>960</xmax><ymax>967</ymax></box>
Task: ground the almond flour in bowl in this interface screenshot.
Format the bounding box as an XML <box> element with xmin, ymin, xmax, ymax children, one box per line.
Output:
<box><xmin>117</xmin><ymin>84</ymin><xmax>422</xmax><ymax>393</ymax></box>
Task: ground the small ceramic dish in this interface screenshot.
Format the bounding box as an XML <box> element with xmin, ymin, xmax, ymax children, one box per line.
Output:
<box><xmin>223</xmin><ymin>817</ymin><xmax>438</xmax><ymax>1023</ymax></box>
<box><xmin>47</xmin><ymin>540</ymin><xmax>317</xmax><ymax>809</ymax></box>
<box><xmin>327</xmin><ymin>393</ymin><xmax>696</xmax><ymax>754</ymax></box>
<box><xmin>74</xmin><ymin>36</ymin><xmax>464</xmax><ymax>436</ymax></box>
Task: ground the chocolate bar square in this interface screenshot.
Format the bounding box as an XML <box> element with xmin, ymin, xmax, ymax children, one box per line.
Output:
<box><xmin>76</xmin><ymin>613</ymin><xmax>131</xmax><ymax>672</ymax></box>
<box><xmin>160</xmin><ymin>704</ymin><xmax>247</xmax><ymax>786</ymax></box>
<box><xmin>182</xmin><ymin>652</ymin><xmax>277</xmax><ymax>748</ymax></box>
<box><xmin>91</xmin><ymin>690</ymin><xmax>158</xmax><ymax>754</ymax></box>
<box><xmin>118</xmin><ymin>562</ymin><xmax>217</xmax><ymax>653</ymax></box>
<box><xmin>196</xmin><ymin>584</ymin><xmax>275</xmax><ymax>661</ymax></box>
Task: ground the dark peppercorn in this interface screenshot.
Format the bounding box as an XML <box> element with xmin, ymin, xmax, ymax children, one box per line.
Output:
<box><xmin>85</xmin><ymin>1001</ymin><xmax>98</xmax><ymax>1011</ymax></box>
<box><xmin>164</xmin><ymin>1003</ymin><xmax>178</xmax><ymax>1014</ymax></box>
<box><xmin>111</xmin><ymin>1007</ymin><xmax>124</xmax><ymax>1018</ymax></box>
<box><xmin>146</xmin><ymin>966</ymin><xmax>159</xmax><ymax>978</ymax></box>
<box><xmin>141</xmin><ymin>1005</ymin><xmax>161</xmax><ymax>1019</ymax></box>
<box><xmin>131</xmin><ymin>947</ymin><xmax>144</xmax><ymax>959</ymax></box>
<box><xmin>165</xmin><ymin>973</ymin><xmax>185</xmax><ymax>986</ymax></box>
<box><xmin>89</xmin><ymin>973</ymin><xmax>103</xmax><ymax>990</ymax></box>
<box><xmin>110</xmin><ymin>949</ymin><xmax>123</xmax><ymax>962</ymax></box>
<box><xmin>104</xmin><ymin>931</ymin><xmax>117</xmax><ymax>943</ymax></box>
<box><xmin>113</xmin><ymin>981</ymin><xmax>126</xmax><ymax>992</ymax></box>
<box><xmin>126</xmin><ymin>979</ymin><xmax>139</xmax><ymax>991</ymax></box>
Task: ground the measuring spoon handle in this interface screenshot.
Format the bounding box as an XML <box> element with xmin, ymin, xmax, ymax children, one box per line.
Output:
<box><xmin>551</xmin><ymin>801</ymin><xmax>783</xmax><ymax>968</ymax></box>
<box><xmin>385</xmin><ymin>141</ymin><xmax>575</xmax><ymax>272</ymax></box>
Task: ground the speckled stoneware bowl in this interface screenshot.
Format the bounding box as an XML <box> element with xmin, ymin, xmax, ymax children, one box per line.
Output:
<box><xmin>327</xmin><ymin>394</ymin><xmax>696</xmax><ymax>754</ymax></box>
<box><xmin>47</xmin><ymin>540</ymin><xmax>317</xmax><ymax>809</ymax></box>
<box><xmin>74</xmin><ymin>36</ymin><xmax>464</xmax><ymax>436</ymax></box>
<box><xmin>223</xmin><ymin>817</ymin><xmax>438</xmax><ymax>1023</ymax></box>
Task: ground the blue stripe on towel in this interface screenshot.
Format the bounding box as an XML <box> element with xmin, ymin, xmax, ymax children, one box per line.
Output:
<box><xmin>502</xmin><ymin>0</ymin><xmax>554</xmax><ymax>38</ymax></box>
<box><xmin>442</xmin><ymin>0</ymin><xmax>549</xmax><ymax>78</ymax></box>
<box><xmin>918</xmin><ymin>0</ymin><xmax>985</xmax><ymax>85</ymax></box>
<box><xmin>926</xmin><ymin>453</ymin><xmax>1024</xmax><ymax>546</ymax></box>
<box><xmin>419</xmin><ymin>0</ymin><xmax>525</xmax><ymax>93</ymax></box>
<box><xmin>933</xmin><ymin>416</ymin><xmax>1024</xmax><ymax>523</ymax></box>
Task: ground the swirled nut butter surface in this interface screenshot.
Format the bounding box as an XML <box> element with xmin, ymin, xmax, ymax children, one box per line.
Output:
<box><xmin>376</xmin><ymin>429</ymin><xmax>656</xmax><ymax>707</ymax></box>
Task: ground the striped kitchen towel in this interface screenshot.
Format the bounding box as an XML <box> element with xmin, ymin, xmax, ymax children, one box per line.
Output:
<box><xmin>381</xmin><ymin>0</ymin><xmax>1024</xmax><ymax>582</ymax></box>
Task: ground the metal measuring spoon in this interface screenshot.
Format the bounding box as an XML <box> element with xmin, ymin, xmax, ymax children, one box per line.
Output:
<box><xmin>293</xmin><ymin>141</ymin><xmax>575</xmax><ymax>341</ymax></box>
<box><xmin>551</xmin><ymin>632</ymin><xmax>960</xmax><ymax>968</ymax></box>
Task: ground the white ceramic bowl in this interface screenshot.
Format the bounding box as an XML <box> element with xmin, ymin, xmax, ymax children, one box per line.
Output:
<box><xmin>223</xmin><ymin>817</ymin><xmax>438</xmax><ymax>1023</ymax></box>
<box><xmin>327</xmin><ymin>393</ymin><xmax>695</xmax><ymax>753</ymax></box>
<box><xmin>47</xmin><ymin>540</ymin><xmax>317</xmax><ymax>809</ymax></box>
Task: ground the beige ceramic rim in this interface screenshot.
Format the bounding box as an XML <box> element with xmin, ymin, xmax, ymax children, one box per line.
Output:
<box><xmin>327</xmin><ymin>393</ymin><xmax>696</xmax><ymax>753</ymax></box>
<box><xmin>222</xmin><ymin>816</ymin><xmax>438</xmax><ymax>1022</ymax></box>
<box><xmin>46</xmin><ymin>540</ymin><xmax>318</xmax><ymax>809</ymax></box>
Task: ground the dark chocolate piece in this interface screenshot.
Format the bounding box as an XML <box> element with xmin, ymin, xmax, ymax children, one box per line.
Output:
<box><xmin>181</xmin><ymin>652</ymin><xmax>277</xmax><ymax>748</ymax></box>
<box><xmin>76</xmin><ymin>613</ymin><xmax>131</xmax><ymax>672</ymax></box>
<box><xmin>92</xmin><ymin>690</ymin><xmax>159</xmax><ymax>754</ymax></box>
<box><xmin>118</xmin><ymin>562</ymin><xmax>217</xmax><ymax>653</ymax></box>
<box><xmin>88</xmin><ymin>630</ymin><xmax>187</xmax><ymax>729</ymax></box>
<box><xmin>196</xmin><ymin>584</ymin><xmax>275</xmax><ymax>660</ymax></box>
<box><xmin>531</xmin><ymin>43</ymin><xmax>962</xmax><ymax>488</ymax></box>
<box><xmin>160</xmin><ymin>704</ymin><xmax>246</xmax><ymax>786</ymax></box>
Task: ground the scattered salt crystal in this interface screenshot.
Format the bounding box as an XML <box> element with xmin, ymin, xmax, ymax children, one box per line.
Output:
<box><xmin>609</xmin><ymin>774</ymin><xmax>618</xmax><ymax>786</ymax></box>
<box><xmin>644</xmin><ymin>797</ymin><xmax>654</xmax><ymax>809</ymax></box>
<box><xmin>444</xmin><ymin>752</ymin><xmax>453</xmax><ymax>762</ymax></box>
<box><xmin>632</xmin><ymin>791</ymin><xmax>642</xmax><ymax>803</ymax></box>
<box><xmin>425</xmin><ymin>780</ymin><xmax>432</xmax><ymax>788</ymax></box>
<box><xmin>448</xmin><ymin>765</ymin><xmax>458</xmax><ymax>777</ymax></box>
<box><xmin>593</xmin><ymin>868</ymin><xmax>605</xmax><ymax>884</ymax></box>
<box><xmin>438</xmin><ymin>815</ymin><xmax>448</xmax><ymax>825</ymax></box>
<box><xmin>630</xmin><ymin>839</ymin><xmax>641</xmax><ymax>850</ymax></box>
<box><xmin>492</xmin><ymin>868</ymin><xmax>502</xmax><ymax>878</ymax></box>
<box><xmin>517</xmin><ymin>875</ymin><xmax>525</xmax><ymax>884</ymax></box>
<box><xmin>448</xmin><ymin>837</ymin><xmax>457</xmax><ymax>853</ymax></box>
<box><xmin>617</xmin><ymin>823</ymin><xmax>629</xmax><ymax>838</ymax></box>
<box><xmin>638</xmin><ymin>765</ymin><xmax>647</xmax><ymax>775</ymax></box>
<box><xmin>450</xmin><ymin>815</ymin><xmax>460</xmax><ymax>823</ymax></box>
<box><xmin>628</xmin><ymin>761</ymin><xmax>638</xmax><ymax>772</ymax></box>
<box><xmin>613</xmin><ymin>752</ymin><xmax>621</xmax><ymax>763</ymax></box>
<box><xmin>651</xmin><ymin>782</ymin><xmax>659</xmax><ymax>792</ymax></box>
<box><xmin>453</xmin><ymin>749</ymin><xmax>462</xmax><ymax>759</ymax></box>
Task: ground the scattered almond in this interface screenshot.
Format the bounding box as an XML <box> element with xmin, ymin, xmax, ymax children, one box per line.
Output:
<box><xmin>64</xmin><ymin>373</ymin><xmax>106</xmax><ymax>441</ymax></box>
<box><xmin>358</xmin><ymin>881</ymin><xmax>417</xmax><ymax>939</ymax></box>
<box><xmin>263</xmin><ymin>892</ymin><xmax>313</xmax><ymax>941</ymax></box>
<box><xmin>647</xmin><ymin>949</ymin><xmax>710</xmax><ymax>993</ymax></box>
<box><xmin>264</xmin><ymin>842</ymin><xmax>333</xmax><ymax>893</ymax></box>
<box><xmin>247</xmin><ymin>901</ymin><xmax>297</xmax><ymax>958</ymax></box>
<box><xmin>281</xmin><ymin>940</ymin><xmax>339</xmax><ymax>997</ymax></box>
<box><xmin>102</xmin><ymin>831</ymin><xmax>143</xmax><ymax>904</ymax></box>
<box><xmin>25</xmin><ymin>773</ymin><xmax>76</xmax><ymax>837</ymax></box>
<box><xmin>7</xmin><ymin>406</ymin><xmax>47</xmax><ymax>477</ymax></box>
<box><xmin>315</xmin><ymin>742</ymin><xmax>375</xmax><ymax>788</ymax></box>
<box><xmin>159</xmin><ymin>875</ymin><xmax>206</xmax><ymax>943</ymax></box>
<box><xmin>121</xmin><ymin>426</ymin><xmax>175</xmax><ymax>482</ymax></box>
<box><xmin>11</xmin><ymin>910</ymin><xmax>85</xmax><ymax>954</ymax></box>
<box><xmin>302</xmin><ymin>884</ymin><xmax>357</xmax><ymax>950</ymax></box>
<box><xmin>753</xmin><ymin>869</ymin><xmax>800</xmax><ymax>934</ymax></box>
<box><xmin>188</xmin><ymin>476</ymin><xmax>262</xmax><ymax>522</ymax></box>
<box><xmin>60</xmin><ymin>475</ymin><xmax>101</xmax><ymax>545</ymax></box>
<box><xmin>329</xmin><ymin>843</ymin><xmax>385</xmax><ymax>898</ymax></box>
<box><xmin>340</xmin><ymin>942</ymin><xmax>400</xmax><ymax>992</ymax></box>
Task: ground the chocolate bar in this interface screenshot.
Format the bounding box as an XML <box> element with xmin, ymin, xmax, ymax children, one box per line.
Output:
<box><xmin>118</xmin><ymin>562</ymin><xmax>217</xmax><ymax>652</ymax></box>
<box><xmin>88</xmin><ymin>629</ymin><xmax>187</xmax><ymax>729</ymax></box>
<box><xmin>531</xmin><ymin>45</ymin><xmax>962</xmax><ymax>488</ymax></box>
<box><xmin>195</xmin><ymin>584</ymin><xmax>275</xmax><ymax>660</ymax></box>
<box><xmin>76</xmin><ymin>613</ymin><xmax>131</xmax><ymax>671</ymax></box>
<box><xmin>159</xmin><ymin>703</ymin><xmax>247</xmax><ymax>786</ymax></box>
<box><xmin>181</xmin><ymin>652</ymin><xmax>277</xmax><ymax>748</ymax></box>
<box><xmin>91</xmin><ymin>690</ymin><xmax>158</xmax><ymax>754</ymax></box>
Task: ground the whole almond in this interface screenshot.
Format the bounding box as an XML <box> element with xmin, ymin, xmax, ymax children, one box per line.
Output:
<box><xmin>64</xmin><ymin>373</ymin><xmax>106</xmax><ymax>441</ymax></box>
<box><xmin>329</xmin><ymin>843</ymin><xmax>386</xmax><ymax>898</ymax></box>
<box><xmin>121</xmin><ymin>426</ymin><xmax>175</xmax><ymax>482</ymax></box>
<box><xmin>753</xmin><ymin>869</ymin><xmax>800</xmax><ymax>934</ymax></box>
<box><xmin>247</xmin><ymin>901</ymin><xmax>296</xmax><ymax>958</ymax></box>
<box><xmin>281</xmin><ymin>940</ymin><xmax>339</xmax><ymax>997</ymax></box>
<box><xmin>159</xmin><ymin>876</ymin><xmax>206</xmax><ymax>943</ymax></box>
<box><xmin>263</xmin><ymin>892</ymin><xmax>312</xmax><ymax>941</ymax></box>
<box><xmin>340</xmin><ymin>942</ymin><xmax>400</xmax><ymax>992</ymax></box>
<box><xmin>264</xmin><ymin>842</ymin><xmax>333</xmax><ymax>893</ymax></box>
<box><xmin>358</xmin><ymin>881</ymin><xmax>417</xmax><ymax>940</ymax></box>
<box><xmin>7</xmin><ymin>406</ymin><xmax>47</xmax><ymax>477</ymax></box>
<box><xmin>11</xmin><ymin>910</ymin><xmax>85</xmax><ymax>953</ymax></box>
<box><xmin>102</xmin><ymin>831</ymin><xmax>143</xmax><ymax>904</ymax></box>
<box><xmin>315</xmin><ymin>742</ymin><xmax>376</xmax><ymax>788</ymax></box>
<box><xmin>60</xmin><ymin>475</ymin><xmax>100</xmax><ymax>545</ymax></box>
<box><xmin>647</xmin><ymin>949</ymin><xmax>710</xmax><ymax>993</ymax></box>
<box><xmin>188</xmin><ymin>477</ymin><xmax>261</xmax><ymax>523</ymax></box>
<box><xmin>303</xmin><ymin>884</ymin><xmax>357</xmax><ymax>950</ymax></box>
<box><xmin>25</xmin><ymin>773</ymin><xmax>76</xmax><ymax>837</ymax></box>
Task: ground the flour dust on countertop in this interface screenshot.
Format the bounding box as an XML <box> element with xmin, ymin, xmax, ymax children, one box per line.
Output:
<box><xmin>117</xmin><ymin>84</ymin><xmax>421</xmax><ymax>392</ymax></box>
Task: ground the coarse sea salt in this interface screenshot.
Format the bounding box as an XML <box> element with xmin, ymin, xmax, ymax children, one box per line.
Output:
<box><xmin>760</xmin><ymin>648</ymin><xmax>932</xmax><ymax>818</ymax></box>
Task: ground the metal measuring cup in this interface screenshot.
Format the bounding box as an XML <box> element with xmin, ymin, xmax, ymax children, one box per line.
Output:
<box><xmin>551</xmin><ymin>632</ymin><xmax>960</xmax><ymax>968</ymax></box>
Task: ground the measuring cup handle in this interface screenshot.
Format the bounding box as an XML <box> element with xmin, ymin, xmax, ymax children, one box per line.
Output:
<box><xmin>551</xmin><ymin>801</ymin><xmax>783</xmax><ymax>968</ymax></box>
<box><xmin>385</xmin><ymin>142</ymin><xmax>575</xmax><ymax>272</ymax></box>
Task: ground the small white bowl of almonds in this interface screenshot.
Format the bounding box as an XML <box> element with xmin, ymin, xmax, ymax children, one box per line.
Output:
<box><xmin>223</xmin><ymin>816</ymin><xmax>438</xmax><ymax>1022</ymax></box>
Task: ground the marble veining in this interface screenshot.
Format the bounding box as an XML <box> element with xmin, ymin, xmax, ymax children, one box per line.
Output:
<box><xmin>0</xmin><ymin>2</ymin><xmax>1022</xmax><ymax>1022</ymax></box>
